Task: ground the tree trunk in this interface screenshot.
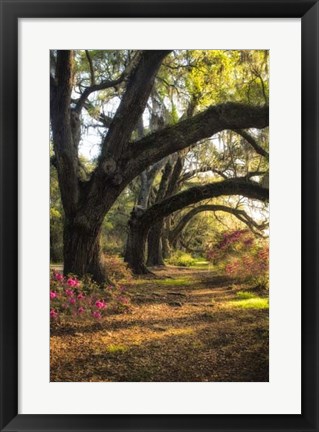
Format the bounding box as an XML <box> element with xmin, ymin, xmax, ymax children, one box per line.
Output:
<box><xmin>63</xmin><ymin>218</ymin><xmax>107</xmax><ymax>283</ymax></box>
<box><xmin>161</xmin><ymin>228</ymin><xmax>171</xmax><ymax>259</ymax></box>
<box><xmin>147</xmin><ymin>221</ymin><xmax>165</xmax><ymax>266</ymax></box>
<box><xmin>125</xmin><ymin>216</ymin><xmax>150</xmax><ymax>274</ymax></box>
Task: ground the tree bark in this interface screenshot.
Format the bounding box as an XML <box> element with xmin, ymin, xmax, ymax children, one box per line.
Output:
<box><xmin>146</xmin><ymin>221</ymin><xmax>165</xmax><ymax>266</ymax></box>
<box><xmin>63</xmin><ymin>218</ymin><xmax>106</xmax><ymax>282</ymax></box>
<box><xmin>125</xmin><ymin>209</ymin><xmax>150</xmax><ymax>274</ymax></box>
<box><xmin>145</xmin><ymin>155</ymin><xmax>183</xmax><ymax>265</ymax></box>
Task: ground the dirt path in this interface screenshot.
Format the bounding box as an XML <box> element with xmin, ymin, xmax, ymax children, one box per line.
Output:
<box><xmin>50</xmin><ymin>267</ymin><xmax>269</xmax><ymax>382</ymax></box>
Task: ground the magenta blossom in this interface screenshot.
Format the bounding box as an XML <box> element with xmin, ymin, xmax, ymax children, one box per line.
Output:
<box><xmin>78</xmin><ymin>307</ymin><xmax>85</xmax><ymax>314</ymax></box>
<box><xmin>50</xmin><ymin>309</ymin><xmax>58</xmax><ymax>319</ymax></box>
<box><xmin>69</xmin><ymin>297</ymin><xmax>76</xmax><ymax>305</ymax></box>
<box><xmin>77</xmin><ymin>293</ymin><xmax>85</xmax><ymax>300</ymax></box>
<box><xmin>95</xmin><ymin>300</ymin><xmax>106</xmax><ymax>309</ymax></box>
<box><xmin>65</xmin><ymin>289</ymin><xmax>74</xmax><ymax>297</ymax></box>
<box><xmin>67</xmin><ymin>277</ymin><xmax>79</xmax><ymax>288</ymax></box>
<box><xmin>92</xmin><ymin>311</ymin><xmax>102</xmax><ymax>319</ymax></box>
<box><xmin>54</xmin><ymin>272</ymin><xmax>64</xmax><ymax>282</ymax></box>
<box><xmin>50</xmin><ymin>291</ymin><xmax>57</xmax><ymax>299</ymax></box>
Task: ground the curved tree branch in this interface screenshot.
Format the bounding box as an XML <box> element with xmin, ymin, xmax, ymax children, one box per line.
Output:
<box><xmin>74</xmin><ymin>51</ymin><xmax>144</xmax><ymax>114</ymax></box>
<box><xmin>169</xmin><ymin>204</ymin><xmax>267</xmax><ymax>245</ymax></box>
<box><xmin>179</xmin><ymin>165</ymin><xmax>229</xmax><ymax>183</ymax></box>
<box><xmin>124</xmin><ymin>103</ymin><xmax>269</xmax><ymax>180</ymax></box>
<box><xmin>234</xmin><ymin>129</ymin><xmax>269</xmax><ymax>158</ymax></box>
<box><xmin>138</xmin><ymin>178</ymin><xmax>268</xmax><ymax>228</ymax></box>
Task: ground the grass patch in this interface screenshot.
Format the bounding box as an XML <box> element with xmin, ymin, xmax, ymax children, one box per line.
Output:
<box><xmin>190</xmin><ymin>258</ymin><xmax>210</xmax><ymax>267</ymax></box>
<box><xmin>230</xmin><ymin>298</ymin><xmax>268</xmax><ymax>310</ymax></box>
<box><xmin>223</xmin><ymin>291</ymin><xmax>269</xmax><ymax>310</ymax></box>
<box><xmin>106</xmin><ymin>344</ymin><xmax>128</xmax><ymax>353</ymax></box>
<box><xmin>157</xmin><ymin>278</ymin><xmax>193</xmax><ymax>286</ymax></box>
<box><xmin>236</xmin><ymin>291</ymin><xmax>256</xmax><ymax>300</ymax></box>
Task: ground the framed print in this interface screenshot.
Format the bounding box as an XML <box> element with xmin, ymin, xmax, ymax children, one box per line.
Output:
<box><xmin>0</xmin><ymin>0</ymin><xmax>318</xmax><ymax>431</ymax></box>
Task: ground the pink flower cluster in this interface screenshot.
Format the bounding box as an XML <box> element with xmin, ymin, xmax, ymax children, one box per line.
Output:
<box><xmin>224</xmin><ymin>244</ymin><xmax>269</xmax><ymax>284</ymax></box>
<box><xmin>206</xmin><ymin>230</ymin><xmax>269</xmax><ymax>286</ymax></box>
<box><xmin>50</xmin><ymin>270</ymin><xmax>130</xmax><ymax>323</ymax></box>
<box><xmin>95</xmin><ymin>300</ymin><xmax>106</xmax><ymax>309</ymax></box>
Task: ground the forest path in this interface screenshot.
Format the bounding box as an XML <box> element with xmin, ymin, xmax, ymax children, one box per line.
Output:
<box><xmin>50</xmin><ymin>267</ymin><xmax>269</xmax><ymax>382</ymax></box>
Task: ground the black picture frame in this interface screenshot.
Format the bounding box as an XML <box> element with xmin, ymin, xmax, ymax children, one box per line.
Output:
<box><xmin>0</xmin><ymin>1</ymin><xmax>318</xmax><ymax>431</ymax></box>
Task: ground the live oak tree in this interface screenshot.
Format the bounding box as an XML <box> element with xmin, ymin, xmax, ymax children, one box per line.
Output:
<box><xmin>135</xmin><ymin>126</ymin><xmax>268</xmax><ymax>269</ymax></box>
<box><xmin>126</xmin><ymin>127</ymin><xmax>269</xmax><ymax>273</ymax></box>
<box><xmin>125</xmin><ymin>177</ymin><xmax>269</xmax><ymax>274</ymax></box>
<box><xmin>126</xmin><ymin>52</ymin><xmax>269</xmax><ymax>268</ymax></box>
<box><xmin>50</xmin><ymin>49</ymin><xmax>269</xmax><ymax>282</ymax></box>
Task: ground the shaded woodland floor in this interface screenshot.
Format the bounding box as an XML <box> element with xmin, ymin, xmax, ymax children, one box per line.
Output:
<box><xmin>50</xmin><ymin>267</ymin><xmax>269</xmax><ymax>382</ymax></box>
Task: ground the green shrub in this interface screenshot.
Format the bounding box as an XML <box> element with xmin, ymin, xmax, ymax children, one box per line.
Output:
<box><xmin>166</xmin><ymin>250</ymin><xmax>197</xmax><ymax>267</ymax></box>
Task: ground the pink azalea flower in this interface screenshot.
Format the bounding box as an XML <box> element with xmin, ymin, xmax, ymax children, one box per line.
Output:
<box><xmin>50</xmin><ymin>291</ymin><xmax>57</xmax><ymax>299</ymax></box>
<box><xmin>92</xmin><ymin>311</ymin><xmax>102</xmax><ymax>319</ymax></box>
<box><xmin>65</xmin><ymin>289</ymin><xmax>74</xmax><ymax>297</ymax></box>
<box><xmin>95</xmin><ymin>300</ymin><xmax>106</xmax><ymax>309</ymax></box>
<box><xmin>67</xmin><ymin>277</ymin><xmax>79</xmax><ymax>288</ymax></box>
<box><xmin>50</xmin><ymin>309</ymin><xmax>58</xmax><ymax>319</ymax></box>
<box><xmin>78</xmin><ymin>307</ymin><xmax>85</xmax><ymax>314</ymax></box>
<box><xmin>77</xmin><ymin>293</ymin><xmax>85</xmax><ymax>300</ymax></box>
<box><xmin>69</xmin><ymin>297</ymin><xmax>76</xmax><ymax>305</ymax></box>
<box><xmin>54</xmin><ymin>272</ymin><xmax>64</xmax><ymax>282</ymax></box>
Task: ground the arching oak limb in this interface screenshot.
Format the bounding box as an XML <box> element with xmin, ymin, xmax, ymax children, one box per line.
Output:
<box><xmin>234</xmin><ymin>129</ymin><xmax>269</xmax><ymax>159</ymax></box>
<box><xmin>124</xmin><ymin>103</ymin><xmax>269</xmax><ymax>181</ymax></box>
<box><xmin>168</xmin><ymin>204</ymin><xmax>267</xmax><ymax>246</ymax></box>
<box><xmin>126</xmin><ymin>178</ymin><xmax>269</xmax><ymax>274</ymax></box>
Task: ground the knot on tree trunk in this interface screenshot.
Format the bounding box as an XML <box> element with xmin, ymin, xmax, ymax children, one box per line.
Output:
<box><xmin>73</xmin><ymin>214</ymin><xmax>91</xmax><ymax>231</ymax></box>
<box><xmin>102</xmin><ymin>157</ymin><xmax>117</xmax><ymax>175</ymax></box>
<box><xmin>111</xmin><ymin>172</ymin><xmax>123</xmax><ymax>185</ymax></box>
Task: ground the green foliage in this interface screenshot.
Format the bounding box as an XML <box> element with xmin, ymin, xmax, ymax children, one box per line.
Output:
<box><xmin>50</xmin><ymin>163</ymin><xmax>64</xmax><ymax>262</ymax></box>
<box><xmin>166</xmin><ymin>250</ymin><xmax>197</xmax><ymax>267</ymax></box>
